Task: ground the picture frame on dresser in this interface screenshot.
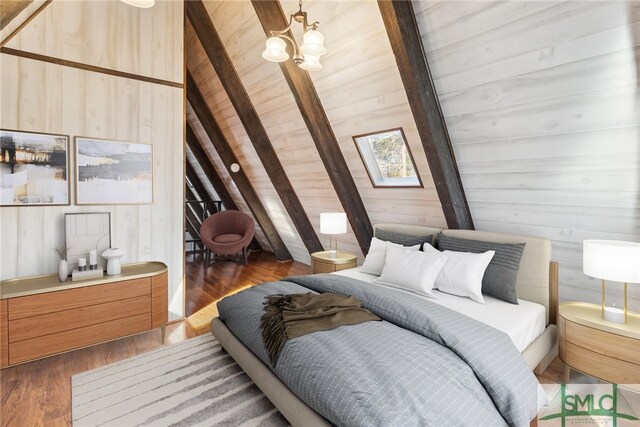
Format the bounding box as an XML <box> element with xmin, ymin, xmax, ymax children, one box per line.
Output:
<box><xmin>74</xmin><ymin>137</ymin><xmax>153</xmax><ymax>205</ymax></box>
<box><xmin>65</xmin><ymin>212</ymin><xmax>111</xmax><ymax>273</ymax></box>
<box><xmin>0</xmin><ymin>129</ymin><xmax>70</xmax><ymax>206</ymax></box>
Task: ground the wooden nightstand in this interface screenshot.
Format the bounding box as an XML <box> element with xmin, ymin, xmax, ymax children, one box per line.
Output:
<box><xmin>311</xmin><ymin>251</ymin><xmax>357</xmax><ymax>274</ymax></box>
<box><xmin>558</xmin><ymin>302</ymin><xmax>640</xmax><ymax>384</ymax></box>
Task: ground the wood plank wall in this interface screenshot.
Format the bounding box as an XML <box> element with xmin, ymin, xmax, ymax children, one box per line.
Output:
<box><xmin>414</xmin><ymin>0</ymin><xmax>640</xmax><ymax>310</ymax></box>
<box><xmin>186</xmin><ymin>0</ymin><xmax>449</xmax><ymax>264</ymax></box>
<box><xmin>0</xmin><ymin>1</ymin><xmax>185</xmax><ymax>320</ymax></box>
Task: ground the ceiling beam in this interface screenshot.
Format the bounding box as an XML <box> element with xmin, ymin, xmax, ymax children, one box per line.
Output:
<box><xmin>186</xmin><ymin>124</ymin><xmax>237</xmax><ymax>212</ymax></box>
<box><xmin>186</xmin><ymin>73</ymin><xmax>291</xmax><ymax>260</ymax></box>
<box><xmin>251</xmin><ymin>0</ymin><xmax>374</xmax><ymax>255</ymax></box>
<box><xmin>186</xmin><ymin>0</ymin><xmax>323</xmax><ymax>255</ymax></box>
<box><xmin>186</xmin><ymin>160</ymin><xmax>219</xmax><ymax>213</ymax></box>
<box><xmin>186</xmin><ymin>123</ymin><xmax>263</xmax><ymax>252</ymax></box>
<box><xmin>377</xmin><ymin>0</ymin><xmax>473</xmax><ymax>230</ymax></box>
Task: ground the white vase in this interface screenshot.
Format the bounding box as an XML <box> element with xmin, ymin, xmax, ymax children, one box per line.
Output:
<box><xmin>58</xmin><ymin>260</ymin><xmax>69</xmax><ymax>282</ymax></box>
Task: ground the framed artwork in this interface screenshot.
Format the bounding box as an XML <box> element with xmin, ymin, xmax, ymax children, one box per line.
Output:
<box><xmin>65</xmin><ymin>212</ymin><xmax>111</xmax><ymax>272</ymax></box>
<box><xmin>0</xmin><ymin>129</ymin><xmax>70</xmax><ymax>206</ymax></box>
<box><xmin>75</xmin><ymin>137</ymin><xmax>153</xmax><ymax>205</ymax></box>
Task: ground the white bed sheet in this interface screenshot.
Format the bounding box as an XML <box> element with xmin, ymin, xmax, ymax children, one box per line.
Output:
<box><xmin>332</xmin><ymin>268</ymin><xmax>546</xmax><ymax>353</ymax></box>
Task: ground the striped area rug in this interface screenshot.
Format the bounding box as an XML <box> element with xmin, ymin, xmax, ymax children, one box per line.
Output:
<box><xmin>72</xmin><ymin>334</ymin><xmax>289</xmax><ymax>427</ymax></box>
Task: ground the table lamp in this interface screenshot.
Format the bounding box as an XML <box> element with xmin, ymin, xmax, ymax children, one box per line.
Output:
<box><xmin>320</xmin><ymin>213</ymin><xmax>347</xmax><ymax>259</ymax></box>
<box><xmin>583</xmin><ymin>240</ymin><xmax>640</xmax><ymax>323</ymax></box>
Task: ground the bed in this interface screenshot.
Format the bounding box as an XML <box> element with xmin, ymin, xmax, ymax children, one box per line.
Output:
<box><xmin>211</xmin><ymin>224</ymin><xmax>559</xmax><ymax>426</ymax></box>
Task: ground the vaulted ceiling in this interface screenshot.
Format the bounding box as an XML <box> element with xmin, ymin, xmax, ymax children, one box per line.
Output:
<box><xmin>185</xmin><ymin>0</ymin><xmax>640</xmax><ymax>309</ymax></box>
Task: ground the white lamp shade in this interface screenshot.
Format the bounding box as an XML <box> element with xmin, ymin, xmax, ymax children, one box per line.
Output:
<box><xmin>298</xmin><ymin>55</ymin><xmax>323</xmax><ymax>71</ymax></box>
<box><xmin>583</xmin><ymin>240</ymin><xmax>640</xmax><ymax>283</ymax></box>
<box><xmin>262</xmin><ymin>37</ymin><xmax>289</xmax><ymax>62</ymax></box>
<box><xmin>120</xmin><ymin>0</ymin><xmax>155</xmax><ymax>8</ymax></box>
<box><xmin>300</xmin><ymin>30</ymin><xmax>327</xmax><ymax>57</ymax></box>
<box><xmin>320</xmin><ymin>213</ymin><xmax>347</xmax><ymax>235</ymax></box>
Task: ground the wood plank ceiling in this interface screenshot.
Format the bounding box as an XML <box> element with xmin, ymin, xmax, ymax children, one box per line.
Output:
<box><xmin>186</xmin><ymin>0</ymin><xmax>639</xmax><ymax>311</ymax></box>
<box><xmin>186</xmin><ymin>0</ymin><xmax>449</xmax><ymax>264</ymax></box>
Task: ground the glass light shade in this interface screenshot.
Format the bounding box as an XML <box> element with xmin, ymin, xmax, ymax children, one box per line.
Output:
<box><xmin>300</xmin><ymin>29</ymin><xmax>327</xmax><ymax>57</ymax></box>
<box><xmin>262</xmin><ymin>37</ymin><xmax>289</xmax><ymax>62</ymax></box>
<box><xmin>320</xmin><ymin>213</ymin><xmax>347</xmax><ymax>235</ymax></box>
<box><xmin>298</xmin><ymin>55</ymin><xmax>323</xmax><ymax>71</ymax></box>
<box><xmin>120</xmin><ymin>0</ymin><xmax>155</xmax><ymax>8</ymax></box>
<box><xmin>583</xmin><ymin>240</ymin><xmax>640</xmax><ymax>283</ymax></box>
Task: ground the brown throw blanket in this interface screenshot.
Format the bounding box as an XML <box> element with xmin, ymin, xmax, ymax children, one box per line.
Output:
<box><xmin>261</xmin><ymin>292</ymin><xmax>380</xmax><ymax>365</ymax></box>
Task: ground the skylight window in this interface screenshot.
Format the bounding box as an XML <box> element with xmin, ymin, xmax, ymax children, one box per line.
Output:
<box><xmin>353</xmin><ymin>128</ymin><xmax>422</xmax><ymax>188</ymax></box>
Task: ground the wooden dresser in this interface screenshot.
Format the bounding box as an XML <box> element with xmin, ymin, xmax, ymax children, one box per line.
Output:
<box><xmin>558</xmin><ymin>302</ymin><xmax>640</xmax><ymax>384</ymax></box>
<box><xmin>0</xmin><ymin>262</ymin><xmax>168</xmax><ymax>368</ymax></box>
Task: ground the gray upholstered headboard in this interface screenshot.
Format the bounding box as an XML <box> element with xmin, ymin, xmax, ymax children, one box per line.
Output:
<box><xmin>373</xmin><ymin>224</ymin><xmax>555</xmax><ymax>325</ymax></box>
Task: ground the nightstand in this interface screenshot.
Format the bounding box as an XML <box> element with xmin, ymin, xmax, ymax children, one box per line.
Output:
<box><xmin>310</xmin><ymin>251</ymin><xmax>357</xmax><ymax>274</ymax></box>
<box><xmin>558</xmin><ymin>302</ymin><xmax>640</xmax><ymax>384</ymax></box>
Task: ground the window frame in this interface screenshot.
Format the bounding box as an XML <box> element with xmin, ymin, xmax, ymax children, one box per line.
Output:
<box><xmin>352</xmin><ymin>127</ymin><xmax>423</xmax><ymax>189</ymax></box>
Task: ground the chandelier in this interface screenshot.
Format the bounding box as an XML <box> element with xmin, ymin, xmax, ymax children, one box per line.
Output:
<box><xmin>261</xmin><ymin>0</ymin><xmax>327</xmax><ymax>71</ymax></box>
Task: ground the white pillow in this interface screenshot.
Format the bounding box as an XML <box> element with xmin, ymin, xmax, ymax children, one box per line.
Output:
<box><xmin>423</xmin><ymin>243</ymin><xmax>494</xmax><ymax>304</ymax></box>
<box><xmin>360</xmin><ymin>237</ymin><xmax>420</xmax><ymax>276</ymax></box>
<box><xmin>374</xmin><ymin>246</ymin><xmax>448</xmax><ymax>297</ymax></box>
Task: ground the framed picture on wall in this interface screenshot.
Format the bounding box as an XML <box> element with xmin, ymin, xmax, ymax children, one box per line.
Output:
<box><xmin>75</xmin><ymin>137</ymin><xmax>153</xmax><ymax>205</ymax></box>
<box><xmin>0</xmin><ymin>129</ymin><xmax>70</xmax><ymax>206</ymax></box>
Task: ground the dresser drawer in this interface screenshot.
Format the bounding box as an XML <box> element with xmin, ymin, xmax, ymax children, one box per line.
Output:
<box><xmin>9</xmin><ymin>313</ymin><xmax>151</xmax><ymax>365</ymax></box>
<box><xmin>8</xmin><ymin>295</ymin><xmax>151</xmax><ymax>343</ymax></box>
<box><xmin>566</xmin><ymin>320</ymin><xmax>640</xmax><ymax>364</ymax></box>
<box><xmin>8</xmin><ymin>278</ymin><xmax>151</xmax><ymax>320</ymax></box>
<box><xmin>565</xmin><ymin>342</ymin><xmax>640</xmax><ymax>384</ymax></box>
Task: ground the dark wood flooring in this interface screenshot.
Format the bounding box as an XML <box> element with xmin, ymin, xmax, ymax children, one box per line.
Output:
<box><xmin>0</xmin><ymin>251</ymin><xmax>562</xmax><ymax>426</ymax></box>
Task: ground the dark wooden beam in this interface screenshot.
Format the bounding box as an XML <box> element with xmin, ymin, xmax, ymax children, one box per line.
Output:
<box><xmin>186</xmin><ymin>123</ymin><xmax>262</xmax><ymax>252</ymax></box>
<box><xmin>186</xmin><ymin>72</ymin><xmax>291</xmax><ymax>260</ymax></box>
<box><xmin>377</xmin><ymin>0</ymin><xmax>473</xmax><ymax>230</ymax></box>
<box><xmin>185</xmin><ymin>182</ymin><xmax>207</xmax><ymax>222</ymax></box>
<box><xmin>186</xmin><ymin>0</ymin><xmax>323</xmax><ymax>255</ymax></box>
<box><xmin>186</xmin><ymin>160</ymin><xmax>218</xmax><ymax>213</ymax></box>
<box><xmin>0</xmin><ymin>47</ymin><xmax>183</xmax><ymax>88</ymax></box>
<box><xmin>186</xmin><ymin>124</ymin><xmax>237</xmax><ymax>212</ymax></box>
<box><xmin>250</xmin><ymin>0</ymin><xmax>374</xmax><ymax>255</ymax></box>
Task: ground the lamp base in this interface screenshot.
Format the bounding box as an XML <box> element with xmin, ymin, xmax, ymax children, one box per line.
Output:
<box><xmin>327</xmin><ymin>250</ymin><xmax>337</xmax><ymax>259</ymax></box>
<box><xmin>603</xmin><ymin>306</ymin><xmax>625</xmax><ymax>324</ymax></box>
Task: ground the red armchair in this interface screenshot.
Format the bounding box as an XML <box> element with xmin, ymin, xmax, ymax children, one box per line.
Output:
<box><xmin>200</xmin><ymin>210</ymin><xmax>255</xmax><ymax>265</ymax></box>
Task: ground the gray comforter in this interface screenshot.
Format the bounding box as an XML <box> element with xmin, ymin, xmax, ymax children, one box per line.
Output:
<box><xmin>217</xmin><ymin>274</ymin><xmax>539</xmax><ymax>427</ymax></box>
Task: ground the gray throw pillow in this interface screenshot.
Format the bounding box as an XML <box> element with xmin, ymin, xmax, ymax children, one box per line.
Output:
<box><xmin>436</xmin><ymin>234</ymin><xmax>526</xmax><ymax>304</ymax></box>
<box><xmin>374</xmin><ymin>229</ymin><xmax>433</xmax><ymax>248</ymax></box>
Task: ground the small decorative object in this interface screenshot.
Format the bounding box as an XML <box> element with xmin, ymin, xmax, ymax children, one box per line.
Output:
<box><xmin>1</xmin><ymin>129</ymin><xmax>70</xmax><ymax>206</ymax></box>
<box><xmin>78</xmin><ymin>257</ymin><xmax>87</xmax><ymax>271</ymax></box>
<box><xmin>320</xmin><ymin>212</ymin><xmax>347</xmax><ymax>259</ymax></box>
<box><xmin>65</xmin><ymin>212</ymin><xmax>111</xmax><ymax>272</ymax></box>
<box><xmin>75</xmin><ymin>137</ymin><xmax>153</xmax><ymax>205</ymax></box>
<box><xmin>583</xmin><ymin>240</ymin><xmax>640</xmax><ymax>324</ymax></box>
<box><xmin>102</xmin><ymin>248</ymin><xmax>125</xmax><ymax>276</ymax></box>
<box><xmin>230</xmin><ymin>163</ymin><xmax>240</xmax><ymax>173</ymax></box>
<box><xmin>89</xmin><ymin>249</ymin><xmax>98</xmax><ymax>270</ymax></box>
<box><xmin>55</xmin><ymin>245</ymin><xmax>70</xmax><ymax>282</ymax></box>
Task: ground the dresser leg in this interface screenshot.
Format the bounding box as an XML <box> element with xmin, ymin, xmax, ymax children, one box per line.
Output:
<box><xmin>562</xmin><ymin>364</ymin><xmax>570</xmax><ymax>384</ymax></box>
<box><xmin>161</xmin><ymin>325</ymin><xmax>166</xmax><ymax>344</ymax></box>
